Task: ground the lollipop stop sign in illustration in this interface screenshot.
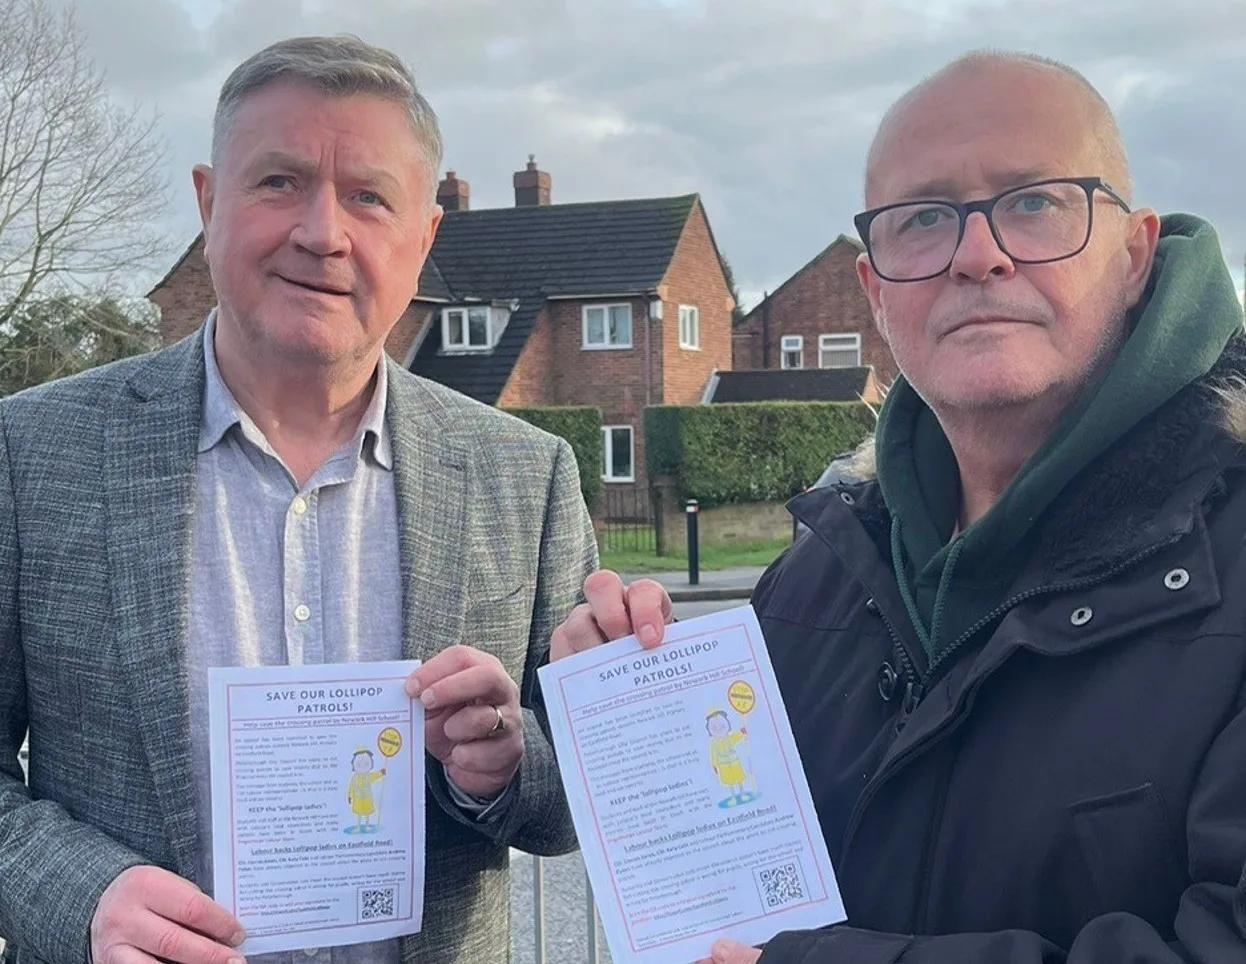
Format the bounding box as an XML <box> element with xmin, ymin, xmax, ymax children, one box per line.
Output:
<box><xmin>707</xmin><ymin>680</ymin><xmax>760</xmax><ymax>809</ymax></box>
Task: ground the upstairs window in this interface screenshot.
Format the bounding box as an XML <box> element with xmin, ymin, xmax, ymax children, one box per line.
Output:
<box><xmin>442</xmin><ymin>307</ymin><xmax>494</xmax><ymax>351</ymax></box>
<box><xmin>583</xmin><ymin>304</ymin><xmax>633</xmax><ymax>349</ymax></box>
<box><xmin>679</xmin><ymin>305</ymin><xmax>700</xmax><ymax>349</ymax></box>
<box><xmin>780</xmin><ymin>335</ymin><xmax>803</xmax><ymax>369</ymax></box>
<box><xmin>818</xmin><ymin>333</ymin><xmax>862</xmax><ymax>368</ymax></box>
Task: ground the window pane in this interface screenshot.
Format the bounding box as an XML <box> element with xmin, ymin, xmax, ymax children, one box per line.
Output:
<box><xmin>610</xmin><ymin>428</ymin><xmax>633</xmax><ymax>479</ymax></box>
<box><xmin>586</xmin><ymin>307</ymin><xmax>605</xmax><ymax>345</ymax></box>
<box><xmin>468</xmin><ymin>308</ymin><xmax>489</xmax><ymax>346</ymax></box>
<box><xmin>601</xmin><ymin>427</ymin><xmax>610</xmax><ymax>476</ymax></box>
<box><xmin>821</xmin><ymin>349</ymin><xmax>857</xmax><ymax>368</ymax></box>
<box><xmin>447</xmin><ymin>310</ymin><xmax>464</xmax><ymax>346</ymax></box>
<box><xmin>819</xmin><ymin>336</ymin><xmax>860</xmax><ymax>368</ymax></box>
<box><xmin>609</xmin><ymin>305</ymin><xmax>632</xmax><ymax>345</ymax></box>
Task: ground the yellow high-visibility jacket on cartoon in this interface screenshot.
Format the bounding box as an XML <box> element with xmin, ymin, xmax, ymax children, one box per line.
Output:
<box><xmin>709</xmin><ymin>731</ymin><xmax>747</xmax><ymax>786</ymax></box>
<box><xmin>348</xmin><ymin>770</ymin><xmax>384</xmax><ymax>816</ymax></box>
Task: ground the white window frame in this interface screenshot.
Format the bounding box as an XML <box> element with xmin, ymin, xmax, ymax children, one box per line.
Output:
<box><xmin>818</xmin><ymin>332</ymin><xmax>862</xmax><ymax>369</ymax></box>
<box><xmin>601</xmin><ymin>425</ymin><xmax>635</xmax><ymax>483</ymax></box>
<box><xmin>441</xmin><ymin>306</ymin><xmax>493</xmax><ymax>351</ymax></box>
<box><xmin>678</xmin><ymin>304</ymin><xmax>700</xmax><ymax>350</ymax></box>
<box><xmin>582</xmin><ymin>303</ymin><xmax>633</xmax><ymax>350</ymax></box>
<box><xmin>780</xmin><ymin>335</ymin><xmax>804</xmax><ymax>370</ymax></box>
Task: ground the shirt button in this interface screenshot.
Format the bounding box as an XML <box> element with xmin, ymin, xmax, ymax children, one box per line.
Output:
<box><xmin>292</xmin><ymin>496</ymin><xmax>309</xmax><ymax>516</ymax></box>
<box><xmin>294</xmin><ymin>604</ymin><xmax>311</xmax><ymax>622</ymax></box>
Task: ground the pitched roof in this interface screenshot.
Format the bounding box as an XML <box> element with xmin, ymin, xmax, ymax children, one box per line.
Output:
<box><xmin>148</xmin><ymin>235</ymin><xmax>205</xmax><ymax>295</ymax></box>
<box><xmin>427</xmin><ymin>194</ymin><xmax>698</xmax><ymax>299</ymax></box>
<box><xmin>707</xmin><ymin>367</ymin><xmax>874</xmax><ymax>404</ymax></box>
<box><xmin>410</xmin><ymin>195</ymin><xmax>700</xmax><ymax>403</ymax></box>
<box><xmin>417</xmin><ymin>257</ymin><xmax>451</xmax><ymax>301</ymax></box>
<box><xmin>743</xmin><ymin>234</ymin><xmax>864</xmax><ymax>323</ymax></box>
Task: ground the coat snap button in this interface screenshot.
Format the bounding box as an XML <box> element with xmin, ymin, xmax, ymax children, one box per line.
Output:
<box><xmin>839</xmin><ymin>491</ymin><xmax>855</xmax><ymax>505</ymax></box>
<box><xmin>877</xmin><ymin>662</ymin><xmax>898</xmax><ymax>701</ymax></box>
<box><xmin>1163</xmin><ymin>568</ymin><xmax>1190</xmax><ymax>591</ymax></box>
<box><xmin>1070</xmin><ymin>606</ymin><xmax>1093</xmax><ymax>627</ymax></box>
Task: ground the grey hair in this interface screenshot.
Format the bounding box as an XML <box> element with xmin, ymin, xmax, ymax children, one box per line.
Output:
<box><xmin>866</xmin><ymin>48</ymin><xmax>1132</xmax><ymax>204</ymax></box>
<box><xmin>211</xmin><ymin>35</ymin><xmax>444</xmax><ymax>198</ymax></box>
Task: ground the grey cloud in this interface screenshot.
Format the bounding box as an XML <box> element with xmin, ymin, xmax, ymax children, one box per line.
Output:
<box><xmin>78</xmin><ymin>0</ymin><xmax>1246</xmax><ymax>297</ymax></box>
<box><xmin>56</xmin><ymin>0</ymin><xmax>209</xmax><ymax>93</ymax></box>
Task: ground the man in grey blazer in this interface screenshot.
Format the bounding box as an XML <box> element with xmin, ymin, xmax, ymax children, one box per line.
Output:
<box><xmin>0</xmin><ymin>35</ymin><xmax>595</xmax><ymax>964</ymax></box>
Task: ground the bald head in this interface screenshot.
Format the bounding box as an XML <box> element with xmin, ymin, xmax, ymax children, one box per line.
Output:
<box><xmin>864</xmin><ymin>50</ymin><xmax>1131</xmax><ymax>207</ymax></box>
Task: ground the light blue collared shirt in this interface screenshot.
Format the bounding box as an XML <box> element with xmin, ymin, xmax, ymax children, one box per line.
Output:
<box><xmin>186</xmin><ymin>312</ymin><xmax>403</xmax><ymax>964</ymax></box>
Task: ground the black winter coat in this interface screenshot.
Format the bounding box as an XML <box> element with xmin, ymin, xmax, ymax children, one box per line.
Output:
<box><xmin>753</xmin><ymin>345</ymin><xmax>1246</xmax><ymax>963</ymax></box>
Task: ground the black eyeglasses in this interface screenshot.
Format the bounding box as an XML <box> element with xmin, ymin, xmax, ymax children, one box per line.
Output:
<box><xmin>853</xmin><ymin>176</ymin><xmax>1131</xmax><ymax>283</ymax></box>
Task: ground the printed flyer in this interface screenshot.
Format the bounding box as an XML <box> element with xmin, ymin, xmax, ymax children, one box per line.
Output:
<box><xmin>208</xmin><ymin>660</ymin><xmax>424</xmax><ymax>955</ymax></box>
<box><xmin>538</xmin><ymin>605</ymin><xmax>844</xmax><ymax>963</ymax></box>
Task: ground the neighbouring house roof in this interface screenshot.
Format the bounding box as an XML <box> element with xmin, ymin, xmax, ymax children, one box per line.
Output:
<box><xmin>742</xmin><ymin>234</ymin><xmax>864</xmax><ymax>324</ymax></box>
<box><xmin>416</xmin><ymin>257</ymin><xmax>452</xmax><ymax>301</ymax></box>
<box><xmin>410</xmin><ymin>194</ymin><xmax>701</xmax><ymax>404</ymax></box>
<box><xmin>147</xmin><ymin>235</ymin><xmax>205</xmax><ymax>295</ymax></box>
<box><xmin>706</xmin><ymin>366</ymin><xmax>875</xmax><ymax>404</ymax></box>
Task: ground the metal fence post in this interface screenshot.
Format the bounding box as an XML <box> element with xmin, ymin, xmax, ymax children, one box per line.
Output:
<box><xmin>685</xmin><ymin>499</ymin><xmax>700</xmax><ymax>585</ymax></box>
<box><xmin>532</xmin><ymin>856</ymin><xmax>546</xmax><ymax>964</ymax></box>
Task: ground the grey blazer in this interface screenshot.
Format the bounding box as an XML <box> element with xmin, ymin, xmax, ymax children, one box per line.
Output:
<box><xmin>0</xmin><ymin>331</ymin><xmax>597</xmax><ymax>964</ymax></box>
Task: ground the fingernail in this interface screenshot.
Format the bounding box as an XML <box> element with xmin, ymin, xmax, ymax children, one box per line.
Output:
<box><xmin>638</xmin><ymin>624</ymin><xmax>658</xmax><ymax>645</ymax></box>
<box><xmin>228</xmin><ymin>957</ymin><xmax>246</xmax><ymax>964</ymax></box>
<box><xmin>419</xmin><ymin>689</ymin><xmax>437</xmax><ymax>709</ymax></box>
<box><xmin>230</xmin><ymin>929</ymin><xmax>246</xmax><ymax>946</ymax></box>
<box><xmin>405</xmin><ymin>680</ymin><xmax>421</xmax><ymax>698</ymax></box>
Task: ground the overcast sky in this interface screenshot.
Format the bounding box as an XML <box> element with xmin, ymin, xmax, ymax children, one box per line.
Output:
<box><xmin>71</xmin><ymin>0</ymin><xmax>1246</xmax><ymax>309</ymax></box>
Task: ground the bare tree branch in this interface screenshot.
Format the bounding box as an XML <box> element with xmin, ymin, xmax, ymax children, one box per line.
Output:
<box><xmin>0</xmin><ymin>0</ymin><xmax>170</xmax><ymax>330</ymax></box>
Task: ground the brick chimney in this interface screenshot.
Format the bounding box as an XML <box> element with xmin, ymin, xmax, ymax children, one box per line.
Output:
<box><xmin>513</xmin><ymin>155</ymin><xmax>551</xmax><ymax>207</ymax></box>
<box><xmin>436</xmin><ymin>171</ymin><xmax>469</xmax><ymax>212</ymax></box>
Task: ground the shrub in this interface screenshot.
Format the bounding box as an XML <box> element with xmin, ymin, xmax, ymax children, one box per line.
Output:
<box><xmin>646</xmin><ymin>401</ymin><xmax>873</xmax><ymax>507</ymax></box>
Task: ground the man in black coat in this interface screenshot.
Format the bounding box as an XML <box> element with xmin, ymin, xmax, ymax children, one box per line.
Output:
<box><xmin>548</xmin><ymin>50</ymin><xmax>1246</xmax><ymax>963</ymax></box>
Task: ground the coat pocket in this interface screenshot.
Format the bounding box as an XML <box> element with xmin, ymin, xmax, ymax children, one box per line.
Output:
<box><xmin>1069</xmin><ymin>781</ymin><xmax>1187</xmax><ymax>932</ymax></box>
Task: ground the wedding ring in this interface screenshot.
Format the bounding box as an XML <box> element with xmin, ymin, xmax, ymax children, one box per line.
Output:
<box><xmin>488</xmin><ymin>705</ymin><xmax>506</xmax><ymax>736</ymax></box>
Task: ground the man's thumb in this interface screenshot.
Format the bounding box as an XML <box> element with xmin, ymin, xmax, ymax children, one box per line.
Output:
<box><xmin>711</xmin><ymin>939</ymin><xmax>749</xmax><ymax>963</ymax></box>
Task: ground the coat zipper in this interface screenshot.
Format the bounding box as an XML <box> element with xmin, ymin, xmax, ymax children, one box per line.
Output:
<box><xmin>841</xmin><ymin>536</ymin><xmax>1179</xmax><ymax>860</ymax></box>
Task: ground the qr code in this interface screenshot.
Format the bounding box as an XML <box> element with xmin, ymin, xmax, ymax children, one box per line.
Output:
<box><xmin>754</xmin><ymin>861</ymin><xmax>807</xmax><ymax>910</ymax></box>
<box><xmin>359</xmin><ymin>887</ymin><xmax>396</xmax><ymax>921</ymax></box>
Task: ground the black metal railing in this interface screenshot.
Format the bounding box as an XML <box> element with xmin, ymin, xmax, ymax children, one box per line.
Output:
<box><xmin>596</xmin><ymin>486</ymin><xmax>656</xmax><ymax>553</ymax></box>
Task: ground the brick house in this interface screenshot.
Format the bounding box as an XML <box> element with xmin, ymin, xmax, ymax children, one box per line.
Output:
<box><xmin>731</xmin><ymin>234</ymin><xmax>898</xmax><ymax>391</ymax></box>
<box><xmin>148</xmin><ymin>158</ymin><xmax>735</xmax><ymax>497</ymax></box>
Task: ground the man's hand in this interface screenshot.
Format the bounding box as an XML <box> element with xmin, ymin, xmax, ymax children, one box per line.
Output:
<box><xmin>549</xmin><ymin>570</ymin><xmax>674</xmax><ymax>661</ymax></box>
<box><xmin>90</xmin><ymin>865</ymin><xmax>246</xmax><ymax>964</ymax></box>
<box><xmin>697</xmin><ymin>938</ymin><xmax>763</xmax><ymax>964</ymax></box>
<box><xmin>406</xmin><ymin>646</ymin><xmax>523</xmax><ymax>799</ymax></box>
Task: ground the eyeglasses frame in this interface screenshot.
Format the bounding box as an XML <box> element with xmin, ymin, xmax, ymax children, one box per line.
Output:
<box><xmin>852</xmin><ymin>176</ymin><xmax>1132</xmax><ymax>283</ymax></box>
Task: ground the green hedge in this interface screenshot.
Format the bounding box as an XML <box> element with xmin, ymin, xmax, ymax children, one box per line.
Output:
<box><xmin>646</xmin><ymin>401</ymin><xmax>874</xmax><ymax>507</ymax></box>
<box><xmin>503</xmin><ymin>406</ymin><xmax>603</xmax><ymax>507</ymax></box>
